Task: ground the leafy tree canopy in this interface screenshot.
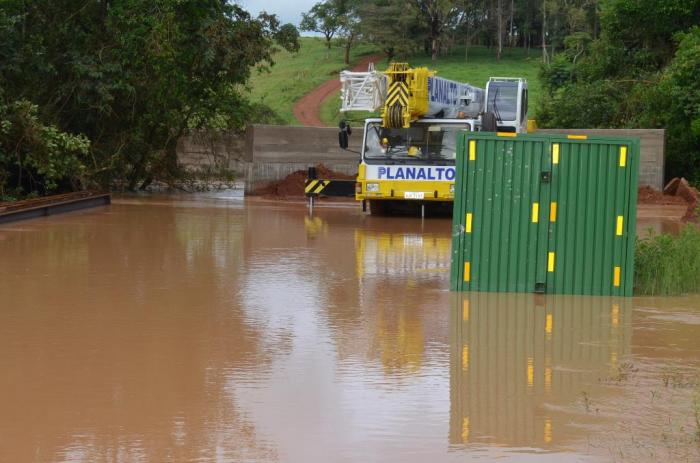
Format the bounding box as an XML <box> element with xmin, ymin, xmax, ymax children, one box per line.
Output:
<box><xmin>0</xmin><ymin>0</ymin><xmax>298</xmax><ymax>195</ymax></box>
<box><xmin>538</xmin><ymin>0</ymin><xmax>700</xmax><ymax>182</ymax></box>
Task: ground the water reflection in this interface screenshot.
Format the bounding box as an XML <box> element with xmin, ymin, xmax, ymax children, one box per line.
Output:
<box><xmin>354</xmin><ymin>229</ymin><xmax>451</xmax><ymax>278</ymax></box>
<box><xmin>353</xmin><ymin>229</ymin><xmax>451</xmax><ymax>375</ymax></box>
<box><xmin>450</xmin><ymin>292</ymin><xmax>632</xmax><ymax>448</ymax></box>
<box><xmin>0</xmin><ymin>201</ymin><xmax>277</xmax><ymax>462</ymax></box>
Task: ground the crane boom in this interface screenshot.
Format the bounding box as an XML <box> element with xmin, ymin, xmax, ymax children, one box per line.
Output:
<box><xmin>341</xmin><ymin>62</ymin><xmax>486</xmax><ymax>129</ymax></box>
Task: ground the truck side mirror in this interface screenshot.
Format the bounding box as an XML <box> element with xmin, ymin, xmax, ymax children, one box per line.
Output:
<box><xmin>338</xmin><ymin>120</ymin><xmax>351</xmax><ymax>149</ymax></box>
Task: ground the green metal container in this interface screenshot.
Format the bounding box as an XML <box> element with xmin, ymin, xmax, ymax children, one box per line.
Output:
<box><xmin>450</xmin><ymin>132</ymin><xmax>640</xmax><ymax>296</ymax></box>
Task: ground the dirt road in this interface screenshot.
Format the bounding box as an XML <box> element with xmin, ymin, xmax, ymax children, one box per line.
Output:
<box><xmin>293</xmin><ymin>53</ymin><xmax>384</xmax><ymax>127</ymax></box>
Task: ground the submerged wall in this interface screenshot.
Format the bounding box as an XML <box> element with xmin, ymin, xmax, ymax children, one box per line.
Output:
<box><xmin>176</xmin><ymin>125</ymin><xmax>665</xmax><ymax>193</ymax></box>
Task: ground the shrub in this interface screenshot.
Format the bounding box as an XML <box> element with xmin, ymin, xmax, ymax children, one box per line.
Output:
<box><xmin>635</xmin><ymin>225</ymin><xmax>700</xmax><ymax>295</ymax></box>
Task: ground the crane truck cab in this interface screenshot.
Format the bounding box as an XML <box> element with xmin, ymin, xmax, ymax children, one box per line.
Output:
<box><xmin>356</xmin><ymin>118</ymin><xmax>475</xmax><ymax>215</ymax></box>
<box><xmin>336</xmin><ymin>64</ymin><xmax>528</xmax><ymax>215</ymax></box>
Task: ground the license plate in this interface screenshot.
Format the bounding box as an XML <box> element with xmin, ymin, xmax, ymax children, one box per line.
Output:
<box><xmin>404</xmin><ymin>191</ymin><xmax>425</xmax><ymax>199</ymax></box>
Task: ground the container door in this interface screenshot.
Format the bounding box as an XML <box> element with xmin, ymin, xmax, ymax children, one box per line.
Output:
<box><xmin>452</xmin><ymin>134</ymin><xmax>552</xmax><ymax>292</ymax></box>
<box><xmin>545</xmin><ymin>138</ymin><xmax>639</xmax><ymax>296</ymax></box>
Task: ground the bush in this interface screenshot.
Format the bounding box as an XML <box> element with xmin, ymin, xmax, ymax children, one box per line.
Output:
<box><xmin>635</xmin><ymin>225</ymin><xmax>700</xmax><ymax>295</ymax></box>
<box><xmin>0</xmin><ymin>99</ymin><xmax>89</xmax><ymax>199</ymax></box>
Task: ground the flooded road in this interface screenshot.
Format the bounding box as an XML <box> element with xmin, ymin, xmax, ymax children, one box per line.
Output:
<box><xmin>0</xmin><ymin>197</ymin><xmax>698</xmax><ymax>462</ymax></box>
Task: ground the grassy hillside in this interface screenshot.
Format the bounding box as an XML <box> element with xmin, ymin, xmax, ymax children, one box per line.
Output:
<box><xmin>247</xmin><ymin>37</ymin><xmax>379</xmax><ymax>124</ymax></box>
<box><xmin>320</xmin><ymin>46</ymin><xmax>543</xmax><ymax>126</ymax></box>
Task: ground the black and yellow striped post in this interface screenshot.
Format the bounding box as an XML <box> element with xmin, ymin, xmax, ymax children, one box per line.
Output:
<box><xmin>304</xmin><ymin>179</ymin><xmax>330</xmax><ymax>196</ymax></box>
<box><xmin>306</xmin><ymin>166</ymin><xmax>318</xmax><ymax>214</ymax></box>
<box><xmin>304</xmin><ymin>166</ymin><xmax>357</xmax><ymax>215</ymax></box>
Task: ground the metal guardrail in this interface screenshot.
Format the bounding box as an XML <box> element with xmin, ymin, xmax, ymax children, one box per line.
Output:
<box><xmin>0</xmin><ymin>192</ymin><xmax>111</xmax><ymax>225</ymax></box>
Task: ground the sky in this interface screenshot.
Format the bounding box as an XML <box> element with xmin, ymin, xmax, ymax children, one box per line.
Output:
<box><xmin>236</xmin><ymin>0</ymin><xmax>319</xmax><ymax>28</ymax></box>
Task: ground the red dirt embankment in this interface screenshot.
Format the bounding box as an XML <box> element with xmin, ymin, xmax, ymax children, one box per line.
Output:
<box><xmin>662</xmin><ymin>178</ymin><xmax>699</xmax><ymax>221</ymax></box>
<box><xmin>637</xmin><ymin>186</ymin><xmax>686</xmax><ymax>205</ymax></box>
<box><xmin>638</xmin><ymin>179</ymin><xmax>699</xmax><ymax>222</ymax></box>
<box><xmin>256</xmin><ymin>164</ymin><xmax>355</xmax><ymax>199</ymax></box>
<box><xmin>293</xmin><ymin>54</ymin><xmax>384</xmax><ymax>127</ymax></box>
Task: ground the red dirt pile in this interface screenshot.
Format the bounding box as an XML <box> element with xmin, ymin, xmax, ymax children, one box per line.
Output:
<box><xmin>257</xmin><ymin>164</ymin><xmax>355</xmax><ymax>198</ymax></box>
<box><xmin>637</xmin><ymin>186</ymin><xmax>687</xmax><ymax>205</ymax></box>
<box><xmin>663</xmin><ymin>177</ymin><xmax>699</xmax><ymax>221</ymax></box>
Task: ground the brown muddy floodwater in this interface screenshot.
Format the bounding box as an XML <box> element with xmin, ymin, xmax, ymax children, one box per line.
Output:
<box><xmin>0</xmin><ymin>196</ymin><xmax>699</xmax><ymax>463</ymax></box>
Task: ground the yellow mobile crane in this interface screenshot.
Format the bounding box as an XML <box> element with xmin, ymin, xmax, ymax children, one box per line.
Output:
<box><xmin>334</xmin><ymin>63</ymin><xmax>528</xmax><ymax>216</ymax></box>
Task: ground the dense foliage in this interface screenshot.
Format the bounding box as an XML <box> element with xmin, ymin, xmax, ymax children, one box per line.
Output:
<box><xmin>0</xmin><ymin>0</ymin><xmax>298</xmax><ymax>197</ymax></box>
<box><xmin>538</xmin><ymin>0</ymin><xmax>700</xmax><ymax>182</ymax></box>
<box><xmin>0</xmin><ymin>96</ymin><xmax>90</xmax><ymax>198</ymax></box>
<box><xmin>303</xmin><ymin>0</ymin><xmax>605</xmax><ymax>62</ymax></box>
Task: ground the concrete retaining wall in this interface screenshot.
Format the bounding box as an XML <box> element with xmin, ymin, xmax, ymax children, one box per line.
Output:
<box><xmin>176</xmin><ymin>125</ymin><xmax>665</xmax><ymax>193</ymax></box>
<box><xmin>244</xmin><ymin>125</ymin><xmax>360</xmax><ymax>192</ymax></box>
<box><xmin>177</xmin><ymin>130</ymin><xmax>248</xmax><ymax>172</ymax></box>
<box><xmin>177</xmin><ymin>125</ymin><xmax>361</xmax><ymax>193</ymax></box>
<box><xmin>536</xmin><ymin>128</ymin><xmax>665</xmax><ymax>190</ymax></box>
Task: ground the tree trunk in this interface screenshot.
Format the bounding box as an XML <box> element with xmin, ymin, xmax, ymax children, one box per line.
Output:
<box><xmin>509</xmin><ymin>0</ymin><xmax>514</xmax><ymax>46</ymax></box>
<box><xmin>344</xmin><ymin>32</ymin><xmax>354</xmax><ymax>65</ymax></box>
<box><xmin>497</xmin><ymin>0</ymin><xmax>503</xmax><ymax>60</ymax></box>
<box><xmin>526</xmin><ymin>32</ymin><xmax>530</xmax><ymax>55</ymax></box>
<box><xmin>431</xmin><ymin>11</ymin><xmax>440</xmax><ymax>61</ymax></box>
<box><xmin>464</xmin><ymin>29</ymin><xmax>469</xmax><ymax>62</ymax></box>
<box><xmin>541</xmin><ymin>0</ymin><xmax>548</xmax><ymax>63</ymax></box>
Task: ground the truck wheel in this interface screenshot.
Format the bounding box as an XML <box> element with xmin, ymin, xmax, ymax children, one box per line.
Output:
<box><xmin>369</xmin><ymin>200</ymin><xmax>390</xmax><ymax>216</ymax></box>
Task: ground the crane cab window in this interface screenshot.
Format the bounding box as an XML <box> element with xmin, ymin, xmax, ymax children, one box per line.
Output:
<box><xmin>486</xmin><ymin>81</ymin><xmax>518</xmax><ymax>122</ymax></box>
<box><xmin>363</xmin><ymin>121</ymin><xmax>469</xmax><ymax>165</ymax></box>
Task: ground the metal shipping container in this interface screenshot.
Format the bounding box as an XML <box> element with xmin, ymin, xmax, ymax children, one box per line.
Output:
<box><xmin>450</xmin><ymin>132</ymin><xmax>640</xmax><ymax>296</ymax></box>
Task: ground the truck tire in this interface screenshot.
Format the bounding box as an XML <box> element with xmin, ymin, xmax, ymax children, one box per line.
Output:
<box><xmin>369</xmin><ymin>200</ymin><xmax>390</xmax><ymax>216</ymax></box>
<box><xmin>481</xmin><ymin>112</ymin><xmax>498</xmax><ymax>132</ymax></box>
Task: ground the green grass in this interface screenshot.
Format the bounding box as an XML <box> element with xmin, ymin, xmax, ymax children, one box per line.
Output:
<box><xmin>247</xmin><ymin>37</ymin><xmax>379</xmax><ymax>124</ymax></box>
<box><xmin>320</xmin><ymin>46</ymin><xmax>543</xmax><ymax>126</ymax></box>
<box><xmin>635</xmin><ymin>225</ymin><xmax>700</xmax><ymax>295</ymax></box>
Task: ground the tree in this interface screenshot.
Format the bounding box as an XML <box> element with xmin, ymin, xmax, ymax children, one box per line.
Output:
<box><xmin>457</xmin><ymin>0</ymin><xmax>488</xmax><ymax>61</ymax></box>
<box><xmin>358</xmin><ymin>0</ymin><xmax>423</xmax><ymax>61</ymax></box>
<box><xmin>0</xmin><ymin>96</ymin><xmax>90</xmax><ymax>198</ymax></box>
<box><xmin>338</xmin><ymin>0</ymin><xmax>362</xmax><ymax>65</ymax></box>
<box><xmin>300</xmin><ymin>1</ymin><xmax>343</xmax><ymax>55</ymax></box>
<box><xmin>0</xmin><ymin>0</ymin><xmax>298</xmax><ymax>193</ymax></box>
<box><xmin>656</xmin><ymin>27</ymin><xmax>700</xmax><ymax>179</ymax></box>
<box><xmin>537</xmin><ymin>0</ymin><xmax>700</xmax><ymax>183</ymax></box>
<box><xmin>416</xmin><ymin>0</ymin><xmax>461</xmax><ymax>61</ymax></box>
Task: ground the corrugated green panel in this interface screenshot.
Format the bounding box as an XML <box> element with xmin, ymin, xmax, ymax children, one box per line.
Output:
<box><xmin>546</xmin><ymin>137</ymin><xmax>639</xmax><ymax>296</ymax></box>
<box><xmin>451</xmin><ymin>133</ymin><xmax>639</xmax><ymax>296</ymax></box>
